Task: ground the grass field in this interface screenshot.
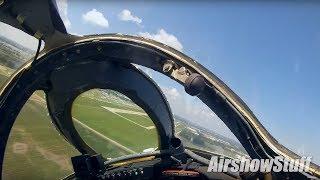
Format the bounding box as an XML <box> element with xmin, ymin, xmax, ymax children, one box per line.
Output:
<box><xmin>2</xmin><ymin>91</ymin><xmax>80</xmax><ymax>180</ymax></box>
<box><xmin>72</xmin><ymin>91</ymin><xmax>158</xmax><ymax>155</ymax></box>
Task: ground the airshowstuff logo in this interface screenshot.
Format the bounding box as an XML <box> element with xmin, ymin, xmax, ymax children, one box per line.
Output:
<box><xmin>207</xmin><ymin>156</ymin><xmax>312</xmax><ymax>173</ymax></box>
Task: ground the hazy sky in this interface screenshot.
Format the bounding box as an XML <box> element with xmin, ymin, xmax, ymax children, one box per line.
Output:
<box><xmin>1</xmin><ymin>0</ymin><xmax>319</xmax><ymax>164</ymax></box>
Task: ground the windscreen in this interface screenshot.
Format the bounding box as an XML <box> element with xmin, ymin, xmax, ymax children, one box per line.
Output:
<box><xmin>0</xmin><ymin>1</ymin><xmax>319</xmax><ymax>179</ymax></box>
<box><xmin>137</xmin><ymin>66</ymin><xmax>249</xmax><ymax>160</ymax></box>
<box><xmin>55</xmin><ymin>0</ymin><xmax>320</xmax><ymax>164</ymax></box>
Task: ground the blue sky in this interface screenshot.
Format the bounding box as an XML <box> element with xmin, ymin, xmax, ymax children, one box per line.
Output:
<box><xmin>54</xmin><ymin>1</ymin><xmax>320</xmax><ymax>163</ymax></box>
